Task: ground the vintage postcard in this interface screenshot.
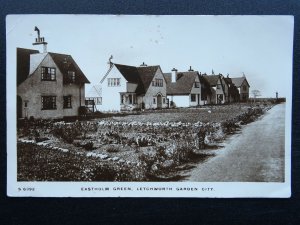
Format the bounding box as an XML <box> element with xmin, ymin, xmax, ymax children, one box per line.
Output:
<box><xmin>6</xmin><ymin>15</ymin><xmax>293</xmax><ymax>197</ymax></box>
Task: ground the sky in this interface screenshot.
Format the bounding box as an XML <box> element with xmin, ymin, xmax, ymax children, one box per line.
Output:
<box><xmin>6</xmin><ymin>15</ymin><xmax>294</xmax><ymax>98</ymax></box>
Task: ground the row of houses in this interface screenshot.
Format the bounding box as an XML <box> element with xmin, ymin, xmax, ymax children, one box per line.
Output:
<box><xmin>91</xmin><ymin>63</ymin><xmax>250</xmax><ymax>112</ymax></box>
<box><xmin>16</xmin><ymin>28</ymin><xmax>250</xmax><ymax>119</ymax></box>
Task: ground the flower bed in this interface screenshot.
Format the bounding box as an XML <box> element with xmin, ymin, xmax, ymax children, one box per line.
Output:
<box><xmin>17</xmin><ymin>104</ymin><xmax>271</xmax><ymax>181</ymax></box>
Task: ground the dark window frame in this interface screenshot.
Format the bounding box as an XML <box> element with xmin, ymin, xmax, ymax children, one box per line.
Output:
<box><xmin>67</xmin><ymin>71</ymin><xmax>76</xmax><ymax>83</ymax></box>
<box><xmin>194</xmin><ymin>82</ymin><xmax>200</xmax><ymax>88</ymax></box>
<box><xmin>41</xmin><ymin>96</ymin><xmax>57</xmax><ymax>110</ymax></box>
<box><xmin>152</xmin><ymin>78</ymin><xmax>163</xmax><ymax>87</ymax></box>
<box><xmin>63</xmin><ymin>96</ymin><xmax>72</xmax><ymax>108</ymax></box>
<box><xmin>108</xmin><ymin>78</ymin><xmax>121</xmax><ymax>87</ymax></box>
<box><xmin>41</xmin><ymin>67</ymin><xmax>56</xmax><ymax>81</ymax></box>
<box><xmin>191</xmin><ymin>94</ymin><xmax>196</xmax><ymax>102</ymax></box>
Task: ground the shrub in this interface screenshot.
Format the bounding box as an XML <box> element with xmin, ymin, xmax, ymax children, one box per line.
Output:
<box><xmin>106</xmin><ymin>145</ymin><xmax>120</xmax><ymax>153</ymax></box>
<box><xmin>83</xmin><ymin>141</ymin><xmax>94</xmax><ymax>151</ymax></box>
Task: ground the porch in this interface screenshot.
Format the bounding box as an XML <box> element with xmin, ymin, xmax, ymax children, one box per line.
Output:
<box><xmin>120</xmin><ymin>92</ymin><xmax>139</xmax><ymax>111</ymax></box>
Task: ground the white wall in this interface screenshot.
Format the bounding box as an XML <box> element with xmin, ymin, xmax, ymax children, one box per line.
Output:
<box><xmin>168</xmin><ymin>95</ymin><xmax>190</xmax><ymax>107</ymax></box>
<box><xmin>100</xmin><ymin>65</ymin><xmax>127</xmax><ymax>111</ymax></box>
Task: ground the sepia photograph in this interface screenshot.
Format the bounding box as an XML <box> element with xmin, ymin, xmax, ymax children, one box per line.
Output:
<box><xmin>6</xmin><ymin>15</ymin><xmax>293</xmax><ymax>197</ymax></box>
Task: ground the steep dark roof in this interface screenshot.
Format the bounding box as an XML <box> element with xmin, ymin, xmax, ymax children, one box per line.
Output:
<box><xmin>231</xmin><ymin>77</ymin><xmax>250</xmax><ymax>87</ymax></box>
<box><xmin>48</xmin><ymin>52</ymin><xmax>90</xmax><ymax>84</ymax></box>
<box><xmin>17</xmin><ymin>48</ymin><xmax>39</xmax><ymax>86</ymax></box>
<box><xmin>223</xmin><ymin>77</ymin><xmax>232</xmax><ymax>85</ymax></box>
<box><xmin>137</xmin><ymin>66</ymin><xmax>160</xmax><ymax>94</ymax></box>
<box><xmin>203</xmin><ymin>75</ymin><xmax>220</xmax><ymax>86</ymax></box>
<box><xmin>164</xmin><ymin>73</ymin><xmax>172</xmax><ymax>84</ymax></box>
<box><xmin>114</xmin><ymin>63</ymin><xmax>160</xmax><ymax>95</ymax></box>
<box><xmin>224</xmin><ymin>77</ymin><xmax>239</xmax><ymax>97</ymax></box>
<box><xmin>167</xmin><ymin>71</ymin><xmax>198</xmax><ymax>95</ymax></box>
<box><xmin>17</xmin><ymin>48</ymin><xmax>90</xmax><ymax>85</ymax></box>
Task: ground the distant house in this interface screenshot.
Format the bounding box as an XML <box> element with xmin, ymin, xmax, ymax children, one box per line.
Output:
<box><xmin>203</xmin><ymin>74</ymin><xmax>228</xmax><ymax>104</ymax></box>
<box><xmin>99</xmin><ymin>63</ymin><xmax>168</xmax><ymax>111</ymax></box>
<box><xmin>231</xmin><ymin>75</ymin><xmax>250</xmax><ymax>102</ymax></box>
<box><xmin>85</xmin><ymin>84</ymin><xmax>102</xmax><ymax>112</ymax></box>
<box><xmin>224</xmin><ymin>76</ymin><xmax>240</xmax><ymax>103</ymax></box>
<box><xmin>165</xmin><ymin>68</ymin><xmax>211</xmax><ymax>107</ymax></box>
<box><xmin>17</xmin><ymin>48</ymin><xmax>90</xmax><ymax>119</ymax></box>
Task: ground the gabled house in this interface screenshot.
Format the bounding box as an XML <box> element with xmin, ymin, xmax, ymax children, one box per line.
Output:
<box><xmin>17</xmin><ymin>47</ymin><xmax>90</xmax><ymax>119</ymax></box>
<box><xmin>224</xmin><ymin>76</ymin><xmax>240</xmax><ymax>103</ymax></box>
<box><xmin>203</xmin><ymin>74</ymin><xmax>228</xmax><ymax>104</ymax></box>
<box><xmin>165</xmin><ymin>68</ymin><xmax>211</xmax><ymax>107</ymax></box>
<box><xmin>231</xmin><ymin>76</ymin><xmax>250</xmax><ymax>102</ymax></box>
<box><xmin>99</xmin><ymin>63</ymin><xmax>168</xmax><ymax>111</ymax></box>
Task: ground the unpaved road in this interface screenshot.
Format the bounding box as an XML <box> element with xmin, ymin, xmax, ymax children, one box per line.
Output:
<box><xmin>185</xmin><ymin>103</ymin><xmax>285</xmax><ymax>182</ymax></box>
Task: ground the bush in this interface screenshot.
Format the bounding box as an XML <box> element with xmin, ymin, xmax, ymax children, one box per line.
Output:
<box><xmin>106</xmin><ymin>145</ymin><xmax>120</xmax><ymax>153</ymax></box>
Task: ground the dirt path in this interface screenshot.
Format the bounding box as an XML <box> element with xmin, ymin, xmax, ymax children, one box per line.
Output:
<box><xmin>184</xmin><ymin>103</ymin><xmax>285</xmax><ymax>182</ymax></box>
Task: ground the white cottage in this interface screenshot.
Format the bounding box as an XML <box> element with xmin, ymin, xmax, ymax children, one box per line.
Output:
<box><xmin>99</xmin><ymin>63</ymin><xmax>168</xmax><ymax>111</ymax></box>
<box><xmin>165</xmin><ymin>69</ymin><xmax>211</xmax><ymax>107</ymax></box>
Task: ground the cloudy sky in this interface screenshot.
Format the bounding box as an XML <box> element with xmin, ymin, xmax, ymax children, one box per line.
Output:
<box><xmin>7</xmin><ymin>15</ymin><xmax>294</xmax><ymax>97</ymax></box>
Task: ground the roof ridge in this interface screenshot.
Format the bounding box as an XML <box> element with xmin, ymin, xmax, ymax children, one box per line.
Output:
<box><xmin>100</xmin><ymin>65</ymin><xmax>114</xmax><ymax>84</ymax></box>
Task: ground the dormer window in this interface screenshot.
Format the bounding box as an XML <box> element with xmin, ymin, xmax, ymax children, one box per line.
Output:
<box><xmin>68</xmin><ymin>71</ymin><xmax>76</xmax><ymax>83</ymax></box>
<box><xmin>194</xmin><ymin>82</ymin><xmax>200</xmax><ymax>88</ymax></box>
<box><xmin>41</xmin><ymin>67</ymin><xmax>56</xmax><ymax>81</ymax></box>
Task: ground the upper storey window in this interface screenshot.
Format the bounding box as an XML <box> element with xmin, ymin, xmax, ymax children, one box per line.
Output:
<box><xmin>41</xmin><ymin>67</ymin><xmax>56</xmax><ymax>81</ymax></box>
<box><xmin>108</xmin><ymin>78</ymin><xmax>121</xmax><ymax>87</ymax></box>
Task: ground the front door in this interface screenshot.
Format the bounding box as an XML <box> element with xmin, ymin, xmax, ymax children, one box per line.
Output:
<box><xmin>157</xmin><ymin>94</ymin><xmax>162</xmax><ymax>109</ymax></box>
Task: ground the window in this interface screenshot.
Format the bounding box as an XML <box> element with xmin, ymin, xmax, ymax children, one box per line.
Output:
<box><xmin>63</xmin><ymin>96</ymin><xmax>72</xmax><ymax>108</ymax></box>
<box><xmin>243</xmin><ymin>85</ymin><xmax>247</xmax><ymax>91</ymax></box>
<box><xmin>163</xmin><ymin>98</ymin><xmax>165</xmax><ymax>104</ymax></box>
<box><xmin>194</xmin><ymin>82</ymin><xmax>200</xmax><ymax>88</ymax></box>
<box><xmin>152</xmin><ymin>79</ymin><xmax>163</xmax><ymax>87</ymax></box>
<box><xmin>217</xmin><ymin>84</ymin><xmax>222</xmax><ymax>89</ymax></box>
<box><xmin>191</xmin><ymin>94</ymin><xmax>196</xmax><ymax>102</ymax></box>
<box><xmin>217</xmin><ymin>94</ymin><xmax>223</xmax><ymax>101</ymax></box>
<box><xmin>41</xmin><ymin>67</ymin><xmax>56</xmax><ymax>81</ymax></box>
<box><xmin>68</xmin><ymin>71</ymin><xmax>76</xmax><ymax>83</ymax></box>
<box><xmin>108</xmin><ymin>78</ymin><xmax>121</xmax><ymax>87</ymax></box>
<box><xmin>24</xmin><ymin>101</ymin><xmax>28</xmax><ymax>108</ymax></box>
<box><xmin>153</xmin><ymin>97</ymin><xmax>156</xmax><ymax>104</ymax></box>
<box><xmin>41</xmin><ymin>96</ymin><xmax>56</xmax><ymax>110</ymax></box>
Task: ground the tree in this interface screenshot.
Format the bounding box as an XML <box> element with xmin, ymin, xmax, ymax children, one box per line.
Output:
<box><xmin>251</xmin><ymin>89</ymin><xmax>261</xmax><ymax>103</ymax></box>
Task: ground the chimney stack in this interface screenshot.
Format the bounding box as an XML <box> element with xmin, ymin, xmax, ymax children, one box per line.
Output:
<box><xmin>171</xmin><ymin>68</ymin><xmax>178</xmax><ymax>82</ymax></box>
<box><xmin>188</xmin><ymin>66</ymin><xmax>193</xmax><ymax>72</ymax></box>
<box><xmin>32</xmin><ymin>26</ymin><xmax>48</xmax><ymax>53</ymax></box>
<box><xmin>140</xmin><ymin>62</ymin><xmax>147</xmax><ymax>67</ymax></box>
<box><xmin>107</xmin><ymin>55</ymin><xmax>113</xmax><ymax>68</ymax></box>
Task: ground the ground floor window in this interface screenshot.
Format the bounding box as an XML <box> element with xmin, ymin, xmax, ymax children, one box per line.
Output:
<box><xmin>201</xmin><ymin>94</ymin><xmax>207</xmax><ymax>101</ymax></box>
<box><xmin>163</xmin><ymin>98</ymin><xmax>165</xmax><ymax>104</ymax></box>
<box><xmin>41</xmin><ymin>96</ymin><xmax>56</xmax><ymax>110</ymax></box>
<box><xmin>217</xmin><ymin>94</ymin><xmax>223</xmax><ymax>103</ymax></box>
<box><xmin>63</xmin><ymin>96</ymin><xmax>72</xmax><ymax>108</ymax></box>
<box><xmin>153</xmin><ymin>97</ymin><xmax>156</xmax><ymax>104</ymax></box>
<box><xmin>191</xmin><ymin>94</ymin><xmax>196</xmax><ymax>102</ymax></box>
